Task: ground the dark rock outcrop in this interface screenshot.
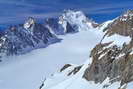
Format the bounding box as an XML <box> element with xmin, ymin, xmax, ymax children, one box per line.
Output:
<box><xmin>104</xmin><ymin>10</ymin><xmax>133</xmax><ymax>37</ymax></box>
<box><xmin>0</xmin><ymin>17</ymin><xmax>61</xmax><ymax>58</ymax></box>
<box><xmin>60</xmin><ymin>64</ymin><xmax>82</xmax><ymax>76</ymax></box>
<box><xmin>83</xmin><ymin>10</ymin><xmax>133</xmax><ymax>87</ymax></box>
<box><xmin>45</xmin><ymin>18</ymin><xmax>64</xmax><ymax>35</ymax></box>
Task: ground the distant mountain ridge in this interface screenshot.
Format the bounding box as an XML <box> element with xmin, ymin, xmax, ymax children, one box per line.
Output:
<box><xmin>0</xmin><ymin>10</ymin><xmax>96</xmax><ymax>60</ymax></box>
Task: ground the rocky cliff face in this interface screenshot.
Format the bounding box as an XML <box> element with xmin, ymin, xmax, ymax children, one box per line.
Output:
<box><xmin>83</xmin><ymin>10</ymin><xmax>133</xmax><ymax>87</ymax></box>
<box><xmin>45</xmin><ymin>18</ymin><xmax>65</xmax><ymax>35</ymax></box>
<box><xmin>0</xmin><ymin>10</ymin><xmax>95</xmax><ymax>60</ymax></box>
<box><xmin>103</xmin><ymin>10</ymin><xmax>133</xmax><ymax>37</ymax></box>
<box><xmin>0</xmin><ymin>17</ymin><xmax>61</xmax><ymax>58</ymax></box>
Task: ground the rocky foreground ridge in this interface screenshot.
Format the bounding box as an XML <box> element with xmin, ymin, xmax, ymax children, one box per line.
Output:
<box><xmin>41</xmin><ymin>10</ymin><xmax>133</xmax><ymax>89</ymax></box>
<box><xmin>83</xmin><ymin>10</ymin><xmax>133</xmax><ymax>87</ymax></box>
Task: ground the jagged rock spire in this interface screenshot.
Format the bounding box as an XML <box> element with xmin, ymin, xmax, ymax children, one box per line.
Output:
<box><xmin>24</xmin><ymin>17</ymin><xmax>35</xmax><ymax>30</ymax></box>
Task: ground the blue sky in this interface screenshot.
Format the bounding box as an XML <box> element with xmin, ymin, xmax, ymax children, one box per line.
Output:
<box><xmin>0</xmin><ymin>0</ymin><xmax>133</xmax><ymax>29</ymax></box>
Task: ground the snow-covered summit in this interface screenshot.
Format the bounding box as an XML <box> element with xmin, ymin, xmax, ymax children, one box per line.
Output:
<box><xmin>24</xmin><ymin>17</ymin><xmax>35</xmax><ymax>30</ymax></box>
<box><xmin>100</xmin><ymin>10</ymin><xmax>133</xmax><ymax>37</ymax></box>
<box><xmin>119</xmin><ymin>10</ymin><xmax>133</xmax><ymax>21</ymax></box>
<box><xmin>59</xmin><ymin>10</ymin><xmax>98</xmax><ymax>32</ymax></box>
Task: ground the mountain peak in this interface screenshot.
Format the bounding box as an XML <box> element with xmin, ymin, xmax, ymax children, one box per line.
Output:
<box><xmin>23</xmin><ymin>17</ymin><xmax>35</xmax><ymax>29</ymax></box>
<box><xmin>125</xmin><ymin>10</ymin><xmax>133</xmax><ymax>15</ymax></box>
<box><xmin>98</xmin><ymin>10</ymin><xmax>133</xmax><ymax>37</ymax></box>
<box><xmin>59</xmin><ymin>9</ymin><xmax>98</xmax><ymax>32</ymax></box>
<box><xmin>119</xmin><ymin>10</ymin><xmax>133</xmax><ymax>21</ymax></box>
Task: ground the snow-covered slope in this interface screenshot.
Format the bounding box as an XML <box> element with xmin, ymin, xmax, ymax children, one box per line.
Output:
<box><xmin>0</xmin><ymin>28</ymin><xmax>103</xmax><ymax>89</ymax></box>
<box><xmin>0</xmin><ymin>10</ymin><xmax>100</xmax><ymax>89</ymax></box>
<box><xmin>41</xmin><ymin>11</ymin><xmax>133</xmax><ymax>89</ymax></box>
<box><xmin>40</xmin><ymin>17</ymin><xmax>133</xmax><ymax>89</ymax></box>
<box><xmin>41</xmin><ymin>59</ymin><xmax>133</xmax><ymax>89</ymax></box>
<box><xmin>1</xmin><ymin>10</ymin><xmax>133</xmax><ymax>89</ymax></box>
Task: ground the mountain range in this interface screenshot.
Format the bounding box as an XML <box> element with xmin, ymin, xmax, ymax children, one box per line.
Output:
<box><xmin>0</xmin><ymin>9</ymin><xmax>133</xmax><ymax>89</ymax></box>
<box><xmin>0</xmin><ymin>10</ymin><xmax>97</xmax><ymax>60</ymax></box>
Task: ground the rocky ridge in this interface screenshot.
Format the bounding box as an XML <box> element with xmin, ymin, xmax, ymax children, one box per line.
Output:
<box><xmin>0</xmin><ymin>10</ymin><xmax>95</xmax><ymax>60</ymax></box>
<box><xmin>83</xmin><ymin>10</ymin><xmax>133</xmax><ymax>88</ymax></box>
<box><xmin>41</xmin><ymin>10</ymin><xmax>133</xmax><ymax>89</ymax></box>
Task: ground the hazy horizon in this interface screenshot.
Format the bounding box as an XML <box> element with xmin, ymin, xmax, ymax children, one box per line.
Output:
<box><xmin>0</xmin><ymin>0</ymin><xmax>133</xmax><ymax>29</ymax></box>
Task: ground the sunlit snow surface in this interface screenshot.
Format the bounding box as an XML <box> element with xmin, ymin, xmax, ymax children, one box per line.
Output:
<box><xmin>102</xmin><ymin>34</ymin><xmax>131</xmax><ymax>46</ymax></box>
<box><xmin>0</xmin><ymin>19</ymin><xmax>133</xmax><ymax>89</ymax></box>
<box><xmin>0</xmin><ymin>29</ymin><xmax>103</xmax><ymax>89</ymax></box>
<box><xmin>42</xmin><ymin>57</ymin><xmax>132</xmax><ymax>89</ymax></box>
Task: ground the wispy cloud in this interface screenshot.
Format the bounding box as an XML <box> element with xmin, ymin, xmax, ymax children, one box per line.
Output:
<box><xmin>80</xmin><ymin>1</ymin><xmax>133</xmax><ymax>14</ymax></box>
<box><xmin>0</xmin><ymin>0</ymin><xmax>133</xmax><ymax>26</ymax></box>
<box><xmin>19</xmin><ymin>12</ymin><xmax>61</xmax><ymax>19</ymax></box>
